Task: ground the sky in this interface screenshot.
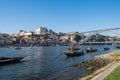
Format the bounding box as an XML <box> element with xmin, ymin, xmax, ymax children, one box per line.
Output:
<box><xmin>0</xmin><ymin>0</ymin><xmax>120</xmax><ymax>34</ymax></box>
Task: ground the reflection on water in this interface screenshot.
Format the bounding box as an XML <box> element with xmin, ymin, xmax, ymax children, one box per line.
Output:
<box><xmin>0</xmin><ymin>45</ymin><xmax>117</xmax><ymax>80</ymax></box>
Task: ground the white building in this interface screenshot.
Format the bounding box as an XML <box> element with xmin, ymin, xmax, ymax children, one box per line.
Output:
<box><xmin>36</xmin><ymin>27</ymin><xmax>48</xmax><ymax>35</ymax></box>
<box><xmin>19</xmin><ymin>30</ymin><xmax>33</xmax><ymax>37</ymax></box>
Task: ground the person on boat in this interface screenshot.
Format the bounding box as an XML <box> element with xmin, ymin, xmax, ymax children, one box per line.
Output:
<box><xmin>70</xmin><ymin>45</ymin><xmax>75</xmax><ymax>50</ymax></box>
<box><xmin>88</xmin><ymin>46</ymin><xmax>92</xmax><ymax>50</ymax></box>
<box><xmin>69</xmin><ymin>45</ymin><xmax>75</xmax><ymax>53</ymax></box>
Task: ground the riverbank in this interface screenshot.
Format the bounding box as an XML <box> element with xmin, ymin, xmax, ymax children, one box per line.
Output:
<box><xmin>72</xmin><ymin>50</ymin><xmax>120</xmax><ymax>80</ymax></box>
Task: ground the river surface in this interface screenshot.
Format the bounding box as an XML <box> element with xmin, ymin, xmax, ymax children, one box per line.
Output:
<box><xmin>0</xmin><ymin>45</ymin><xmax>118</xmax><ymax>80</ymax></box>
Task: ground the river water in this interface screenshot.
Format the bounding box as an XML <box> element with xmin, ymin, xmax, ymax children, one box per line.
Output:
<box><xmin>0</xmin><ymin>45</ymin><xmax>118</xmax><ymax>80</ymax></box>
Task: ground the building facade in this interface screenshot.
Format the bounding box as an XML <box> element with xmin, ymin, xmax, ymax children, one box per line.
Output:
<box><xmin>36</xmin><ymin>27</ymin><xmax>48</xmax><ymax>35</ymax></box>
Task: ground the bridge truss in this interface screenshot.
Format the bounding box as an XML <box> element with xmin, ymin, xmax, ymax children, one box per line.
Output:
<box><xmin>80</xmin><ymin>28</ymin><xmax>120</xmax><ymax>44</ymax></box>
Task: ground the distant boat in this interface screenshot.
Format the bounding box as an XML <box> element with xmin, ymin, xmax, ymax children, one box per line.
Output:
<box><xmin>114</xmin><ymin>45</ymin><xmax>120</xmax><ymax>48</ymax></box>
<box><xmin>104</xmin><ymin>39</ymin><xmax>110</xmax><ymax>50</ymax></box>
<box><xmin>64</xmin><ymin>50</ymin><xmax>84</xmax><ymax>57</ymax></box>
<box><xmin>85</xmin><ymin>40</ymin><xmax>97</xmax><ymax>52</ymax></box>
<box><xmin>56</xmin><ymin>44</ymin><xmax>59</xmax><ymax>46</ymax></box>
<box><xmin>68</xmin><ymin>47</ymin><xmax>80</xmax><ymax>50</ymax></box>
<box><xmin>64</xmin><ymin>43</ymin><xmax>84</xmax><ymax>57</ymax></box>
<box><xmin>0</xmin><ymin>57</ymin><xmax>24</xmax><ymax>65</ymax></box>
<box><xmin>15</xmin><ymin>47</ymin><xmax>21</xmax><ymax>50</ymax></box>
<box><xmin>113</xmin><ymin>42</ymin><xmax>120</xmax><ymax>48</ymax></box>
<box><xmin>104</xmin><ymin>47</ymin><xmax>110</xmax><ymax>50</ymax></box>
<box><xmin>85</xmin><ymin>47</ymin><xmax>97</xmax><ymax>52</ymax></box>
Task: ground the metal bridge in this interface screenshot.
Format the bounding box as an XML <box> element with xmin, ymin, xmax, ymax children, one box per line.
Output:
<box><xmin>80</xmin><ymin>28</ymin><xmax>120</xmax><ymax>44</ymax></box>
<box><xmin>81</xmin><ymin>28</ymin><xmax>120</xmax><ymax>33</ymax></box>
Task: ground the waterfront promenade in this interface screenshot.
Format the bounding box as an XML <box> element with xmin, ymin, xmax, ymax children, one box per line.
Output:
<box><xmin>92</xmin><ymin>61</ymin><xmax>120</xmax><ymax>80</ymax></box>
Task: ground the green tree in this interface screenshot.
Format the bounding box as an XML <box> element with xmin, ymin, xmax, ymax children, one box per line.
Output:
<box><xmin>74</xmin><ymin>35</ymin><xmax>81</xmax><ymax>42</ymax></box>
<box><xmin>44</xmin><ymin>34</ymin><xmax>49</xmax><ymax>39</ymax></box>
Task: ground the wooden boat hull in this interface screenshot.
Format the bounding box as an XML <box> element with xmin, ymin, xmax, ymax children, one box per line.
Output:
<box><xmin>104</xmin><ymin>47</ymin><xmax>110</xmax><ymax>50</ymax></box>
<box><xmin>15</xmin><ymin>47</ymin><xmax>21</xmax><ymax>50</ymax></box>
<box><xmin>68</xmin><ymin>48</ymin><xmax>80</xmax><ymax>50</ymax></box>
<box><xmin>0</xmin><ymin>57</ymin><xmax>24</xmax><ymax>65</ymax></box>
<box><xmin>64</xmin><ymin>51</ymin><xmax>84</xmax><ymax>57</ymax></box>
<box><xmin>85</xmin><ymin>49</ymin><xmax>97</xmax><ymax>52</ymax></box>
<box><xmin>114</xmin><ymin>46</ymin><xmax>120</xmax><ymax>48</ymax></box>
